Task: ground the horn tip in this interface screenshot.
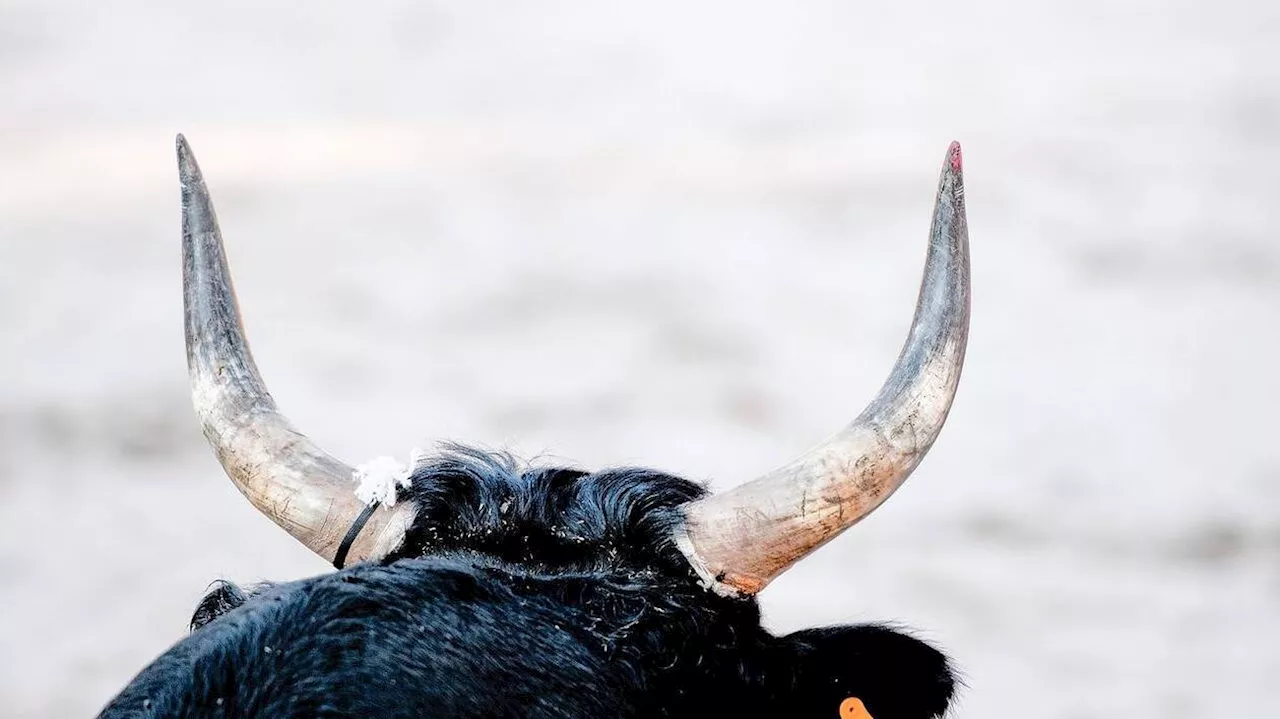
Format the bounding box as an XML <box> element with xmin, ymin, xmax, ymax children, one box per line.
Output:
<box><xmin>175</xmin><ymin>133</ymin><xmax>201</xmax><ymax>182</ymax></box>
<box><xmin>946</xmin><ymin>141</ymin><xmax>962</xmax><ymax>174</ymax></box>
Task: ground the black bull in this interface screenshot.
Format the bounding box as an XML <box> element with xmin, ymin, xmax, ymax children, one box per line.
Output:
<box><xmin>99</xmin><ymin>137</ymin><xmax>971</xmax><ymax>718</ymax></box>
<box><xmin>103</xmin><ymin>450</ymin><xmax>956</xmax><ymax>718</ymax></box>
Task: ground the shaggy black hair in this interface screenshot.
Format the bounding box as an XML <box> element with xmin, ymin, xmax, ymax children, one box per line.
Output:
<box><xmin>389</xmin><ymin>444</ymin><xmax>708</xmax><ymax>579</ymax></box>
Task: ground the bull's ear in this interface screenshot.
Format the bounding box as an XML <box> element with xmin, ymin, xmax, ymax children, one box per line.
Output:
<box><xmin>190</xmin><ymin>581</ymin><xmax>250</xmax><ymax>631</ymax></box>
<box><xmin>779</xmin><ymin>624</ymin><xmax>958</xmax><ymax>719</ymax></box>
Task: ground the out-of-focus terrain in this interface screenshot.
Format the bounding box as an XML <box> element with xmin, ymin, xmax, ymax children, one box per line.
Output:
<box><xmin>1</xmin><ymin>2</ymin><xmax>1277</xmax><ymax>717</ymax></box>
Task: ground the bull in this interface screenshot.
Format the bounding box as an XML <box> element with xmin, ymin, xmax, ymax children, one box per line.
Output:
<box><xmin>99</xmin><ymin>136</ymin><xmax>971</xmax><ymax>718</ymax></box>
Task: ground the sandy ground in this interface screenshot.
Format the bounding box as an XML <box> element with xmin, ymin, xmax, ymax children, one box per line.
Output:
<box><xmin>1</xmin><ymin>2</ymin><xmax>1278</xmax><ymax>717</ymax></box>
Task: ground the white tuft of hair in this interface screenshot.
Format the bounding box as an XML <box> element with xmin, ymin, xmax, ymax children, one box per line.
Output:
<box><xmin>352</xmin><ymin>448</ymin><xmax>426</xmax><ymax>507</ymax></box>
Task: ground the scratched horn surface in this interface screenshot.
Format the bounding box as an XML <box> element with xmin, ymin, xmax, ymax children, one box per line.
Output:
<box><xmin>1</xmin><ymin>2</ymin><xmax>1277</xmax><ymax>717</ymax></box>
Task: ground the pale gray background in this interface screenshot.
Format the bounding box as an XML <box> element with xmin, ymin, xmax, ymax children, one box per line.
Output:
<box><xmin>1</xmin><ymin>2</ymin><xmax>1278</xmax><ymax>717</ymax></box>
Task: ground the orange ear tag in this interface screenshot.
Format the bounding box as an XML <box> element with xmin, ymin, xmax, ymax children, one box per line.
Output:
<box><xmin>839</xmin><ymin>697</ymin><xmax>873</xmax><ymax>719</ymax></box>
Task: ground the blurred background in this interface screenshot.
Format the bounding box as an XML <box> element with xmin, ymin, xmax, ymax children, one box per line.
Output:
<box><xmin>1</xmin><ymin>1</ymin><xmax>1277</xmax><ymax>716</ymax></box>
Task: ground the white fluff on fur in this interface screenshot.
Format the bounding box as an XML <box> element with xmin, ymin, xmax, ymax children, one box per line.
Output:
<box><xmin>352</xmin><ymin>448</ymin><xmax>426</xmax><ymax>507</ymax></box>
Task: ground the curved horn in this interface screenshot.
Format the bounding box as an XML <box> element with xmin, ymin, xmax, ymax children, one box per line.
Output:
<box><xmin>676</xmin><ymin>142</ymin><xmax>970</xmax><ymax>596</ymax></box>
<box><xmin>178</xmin><ymin>134</ymin><xmax>415</xmax><ymax>566</ymax></box>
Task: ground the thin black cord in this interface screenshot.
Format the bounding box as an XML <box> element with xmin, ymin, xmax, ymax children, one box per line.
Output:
<box><xmin>333</xmin><ymin>503</ymin><xmax>380</xmax><ymax>569</ymax></box>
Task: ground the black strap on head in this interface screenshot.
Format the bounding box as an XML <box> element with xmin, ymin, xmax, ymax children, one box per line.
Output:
<box><xmin>333</xmin><ymin>503</ymin><xmax>380</xmax><ymax>570</ymax></box>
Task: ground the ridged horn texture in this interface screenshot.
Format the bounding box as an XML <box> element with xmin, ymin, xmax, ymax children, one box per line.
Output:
<box><xmin>178</xmin><ymin>134</ymin><xmax>415</xmax><ymax>566</ymax></box>
<box><xmin>675</xmin><ymin>142</ymin><xmax>971</xmax><ymax>597</ymax></box>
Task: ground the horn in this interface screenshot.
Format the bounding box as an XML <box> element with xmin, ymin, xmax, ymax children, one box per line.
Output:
<box><xmin>178</xmin><ymin>134</ymin><xmax>415</xmax><ymax>566</ymax></box>
<box><xmin>675</xmin><ymin>142</ymin><xmax>971</xmax><ymax>596</ymax></box>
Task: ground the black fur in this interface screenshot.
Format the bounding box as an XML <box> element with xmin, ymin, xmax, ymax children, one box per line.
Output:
<box><xmin>101</xmin><ymin>446</ymin><xmax>956</xmax><ymax>718</ymax></box>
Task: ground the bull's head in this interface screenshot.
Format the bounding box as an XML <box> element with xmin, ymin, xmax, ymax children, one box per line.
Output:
<box><xmin>179</xmin><ymin>135</ymin><xmax>969</xmax><ymax>599</ymax></box>
<box><xmin>104</xmin><ymin>136</ymin><xmax>970</xmax><ymax>719</ymax></box>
